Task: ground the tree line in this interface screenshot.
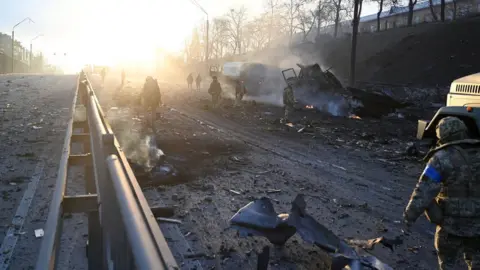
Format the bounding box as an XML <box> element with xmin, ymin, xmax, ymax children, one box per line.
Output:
<box><xmin>183</xmin><ymin>0</ymin><xmax>458</xmax><ymax>85</ymax></box>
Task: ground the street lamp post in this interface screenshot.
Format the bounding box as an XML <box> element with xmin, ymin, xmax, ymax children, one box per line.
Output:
<box><xmin>30</xmin><ymin>34</ymin><xmax>43</xmax><ymax>72</ymax></box>
<box><xmin>12</xmin><ymin>17</ymin><xmax>34</xmax><ymax>73</ymax></box>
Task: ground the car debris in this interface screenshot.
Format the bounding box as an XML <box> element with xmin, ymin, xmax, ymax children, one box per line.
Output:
<box><xmin>283</xmin><ymin>63</ymin><xmax>411</xmax><ymax>118</ymax></box>
<box><xmin>229</xmin><ymin>195</ymin><xmax>401</xmax><ymax>270</ymax></box>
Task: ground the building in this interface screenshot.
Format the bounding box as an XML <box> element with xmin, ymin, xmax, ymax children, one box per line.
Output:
<box><xmin>359</xmin><ymin>0</ymin><xmax>480</xmax><ymax>33</ymax></box>
<box><xmin>318</xmin><ymin>0</ymin><xmax>480</xmax><ymax>37</ymax></box>
<box><xmin>0</xmin><ymin>32</ymin><xmax>30</xmax><ymax>63</ymax></box>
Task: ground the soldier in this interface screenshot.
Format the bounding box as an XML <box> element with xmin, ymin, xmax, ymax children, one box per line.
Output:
<box><xmin>195</xmin><ymin>74</ymin><xmax>202</xmax><ymax>91</ymax></box>
<box><xmin>234</xmin><ymin>80</ymin><xmax>247</xmax><ymax>107</ymax></box>
<box><xmin>121</xmin><ymin>69</ymin><xmax>126</xmax><ymax>86</ymax></box>
<box><xmin>282</xmin><ymin>81</ymin><xmax>295</xmax><ymax>123</ymax></box>
<box><xmin>141</xmin><ymin>76</ymin><xmax>162</xmax><ymax>132</ymax></box>
<box><xmin>403</xmin><ymin>116</ymin><xmax>480</xmax><ymax>270</ymax></box>
<box><xmin>101</xmin><ymin>68</ymin><xmax>106</xmax><ymax>84</ymax></box>
<box><xmin>187</xmin><ymin>73</ymin><xmax>193</xmax><ymax>90</ymax></box>
<box><xmin>208</xmin><ymin>76</ymin><xmax>222</xmax><ymax>108</ymax></box>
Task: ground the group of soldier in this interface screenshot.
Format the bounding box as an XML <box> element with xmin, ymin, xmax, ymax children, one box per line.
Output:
<box><xmin>134</xmin><ymin>71</ymin><xmax>480</xmax><ymax>270</ymax></box>
<box><xmin>187</xmin><ymin>73</ymin><xmax>202</xmax><ymax>91</ymax></box>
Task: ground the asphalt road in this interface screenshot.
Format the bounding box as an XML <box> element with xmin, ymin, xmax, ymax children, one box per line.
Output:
<box><xmin>0</xmin><ymin>74</ymin><xmax>87</xmax><ymax>270</ymax></box>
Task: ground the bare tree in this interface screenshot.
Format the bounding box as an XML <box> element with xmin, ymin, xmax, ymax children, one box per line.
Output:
<box><xmin>376</xmin><ymin>0</ymin><xmax>385</xmax><ymax>31</ymax></box>
<box><xmin>452</xmin><ymin>0</ymin><xmax>457</xmax><ymax>20</ymax></box>
<box><xmin>281</xmin><ymin>0</ymin><xmax>309</xmax><ymax>44</ymax></box>
<box><xmin>440</xmin><ymin>0</ymin><xmax>445</xmax><ymax>21</ymax></box>
<box><xmin>226</xmin><ymin>7</ymin><xmax>248</xmax><ymax>54</ymax></box>
<box><xmin>375</xmin><ymin>0</ymin><xmax>398</xmax><ymax>32</ymax></box>
<box><xmin>296</xmin><ymin>8</ymin><xmax>317</xmax><ymax>41</ymax></box>
<box><xmin>189</xmin><ymin>27</ymin><xmax>203</xmax><ymax>62</ymax></box>
<box><xmin>210</xmin><ymin>18</ymin><xmax>230</xmax><ymax>59</ymax></box>
<box><xmin>407</xmin><ymin>0</ymin><xmax>418</xmax><ymax>26</ymax></box>
<box><xmin>264</xmin><ymin>0</ymin><xmax>283</xmax><ymax>47</ymax></box>
<box><xmin>243</xmin><ymin>16</ymin><xmax>269</xmax><ymax>51</ymax></box>
<box><xmin>329</xmin><ymin>0</ymin><xmax>352</xmax><ymax>37</ymax></box>
<box><xmin>349</xmin><ymin>0</ymin><xmax>363</xmax><ymax>86</ymax></box>
<box><xmin>428</xmin><ymin>0</ymin><xmax>439</xmax><ymax>21</ymax></box>
<box><xmin>314</xmin><ymin>0</ymin><xmax>332</xmax><ymax>39</ymax></box>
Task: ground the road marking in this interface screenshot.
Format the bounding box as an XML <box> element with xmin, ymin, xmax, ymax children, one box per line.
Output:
<box><xmin>0</xmin><ymin>160</ymin><xmax>45</xmax><ymax>270</ymax></box>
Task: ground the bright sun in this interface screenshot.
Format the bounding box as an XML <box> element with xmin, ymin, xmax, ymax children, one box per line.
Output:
<box><xmin>44</xmin><ymin>0</ymin><xmax>205</xmax><ymax>72</ymax></box>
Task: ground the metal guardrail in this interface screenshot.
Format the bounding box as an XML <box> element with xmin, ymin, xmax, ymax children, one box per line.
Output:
<box><xmin>35</xmin><ymin>71</ymin><xmax>178</xmax><ymax>270</ymax></box>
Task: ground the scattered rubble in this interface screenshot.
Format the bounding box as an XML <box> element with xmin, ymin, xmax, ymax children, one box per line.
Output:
<box><xmin>229</xmin><ymin>195</ymin><xmax>400</xmax><ymax>270</ymax></box>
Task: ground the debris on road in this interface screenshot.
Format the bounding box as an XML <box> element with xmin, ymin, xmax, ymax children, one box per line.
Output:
<box><xmin>34</xmin><ymin>229</ymin><xmax>44</xmax><ymax>238</ymax></box>
<box><xmin>156</xmin><ymin>217</ymin><xmax>182</xmax><ymax>224</ymax></box>
<box><xmin>229</xmin><ymin>195</ymin><xmax>398</xmax><ymax>269</ymax></box>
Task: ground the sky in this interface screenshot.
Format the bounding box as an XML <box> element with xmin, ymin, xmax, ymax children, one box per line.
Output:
<box><xmin>0</xmin><ymin>0</ymin><xmax>379</xmax><ymax>72</ymax></box>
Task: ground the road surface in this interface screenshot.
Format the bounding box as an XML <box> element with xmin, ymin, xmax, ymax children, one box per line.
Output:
<box><xmin>101</xmin><ymin>76</ymin><xmax>448</xmax><ymax>270</ymax></box>
<box><xmin>0</xmin><ymin>74</ymin><xmax>88</xmax><ymax>270</ymax></box>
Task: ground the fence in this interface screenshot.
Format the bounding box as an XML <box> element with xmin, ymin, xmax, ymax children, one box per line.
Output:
<box><xmin>35</xmin><ymin>71</ymin><xmax>178</xmax><ymax>270</ymax></box>
<box><xmin>0</xmin><ymin>53</ymin><xmax>29</xmax><ymax>73</ymax></box>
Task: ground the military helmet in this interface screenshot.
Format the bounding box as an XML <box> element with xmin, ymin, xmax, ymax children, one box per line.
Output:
<box><xmin>436</xmin><ymin>116</ymin><xmax>468</xmax><ymax>141</ymax></box>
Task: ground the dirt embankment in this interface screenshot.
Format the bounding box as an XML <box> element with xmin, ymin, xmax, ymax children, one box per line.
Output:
<box><xmin>318</xmin><ymin>16</ymin><xmax>480</xmax><ymax>86</ymax></box>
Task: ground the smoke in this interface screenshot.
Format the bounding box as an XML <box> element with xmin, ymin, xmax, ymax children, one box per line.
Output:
<box><xmin>106</xmin><ymin>106</ymin><xmax>165</xmax><ymax>172</ymax></box>
<box><xmin>294</xmin><ymin>85</ymin><xmax>352</xmax><ymax>117</ymax></box>
<box><xmin>225</xmin><ymin>46</ymin><xmax>355</xmax><ymax>117</ymax></box>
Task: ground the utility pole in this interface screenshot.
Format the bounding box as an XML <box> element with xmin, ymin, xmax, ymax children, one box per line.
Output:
<box><xmin>30</xmin><ymin>34</ymin><xmax>43</xmax><ymax>72</ymax></box>
<box><xmin>11</xmin><ymin>17</ymin><xmax>34</xmax><ymax>73</ymax></box>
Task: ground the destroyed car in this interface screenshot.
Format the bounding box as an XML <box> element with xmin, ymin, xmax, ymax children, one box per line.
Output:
<box><xmin>229</xmin><ymin>195</ymin><xmax>401</xmax><ymax>270</ymax></box>
<box><xmin>283</xmin><ymin>63</ymin><xmax>411</xmax><ymax>118</ymax></box>
<box><xmin>215</xmin><ymin>62</ymin><xmax>283</xmax><ymax>97</ymax></box>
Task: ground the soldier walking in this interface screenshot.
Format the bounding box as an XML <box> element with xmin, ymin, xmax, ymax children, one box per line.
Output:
<box><xmin>141</xmin><ymin>76</ymin><xmax>162</xmax><ymax>133</ymax></box>
<box><xmin>403</xmin><ymin>116</ymin><xmax>480</xmax><ymax>270</ymax></box>
<box><xmin>282</xmin><ymin>81</ymin><xmax>295</xmax><ymax>123</ymax></box>
<box><xmin>195</xmin><ymin>74</ymin><xmax>202</xmax><ymax>91</ymax></box>
<box><xmin>121</xmin><ymin>69</ymin><xmax>126</xmax><ymax>86</ymax></box>
<box><xmin>187</xmin><ymin>73</ymin><xmax>193</xmax><ymax>90</ymax></box>
<box><xmin>208</xmin><ymin>76</ymin><xmax>222</xmax><ymax>108</ymax></box>
<box><xmin>234</xmin><ymin>80</ymin><xmax>247</xmax><ymax>107</ymax></box>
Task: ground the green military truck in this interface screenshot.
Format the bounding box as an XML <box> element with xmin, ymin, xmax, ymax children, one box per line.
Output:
<box><xmin>417</xmin><ymin>72</ymin><xmax>480</xmax><ymax>141</ymax></box>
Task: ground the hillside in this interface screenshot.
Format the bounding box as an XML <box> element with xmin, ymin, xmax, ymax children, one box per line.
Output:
<box><xmin>319</xmin><ymin>15</ymin><xmax>480</xmax><ymax>86</ymax></box>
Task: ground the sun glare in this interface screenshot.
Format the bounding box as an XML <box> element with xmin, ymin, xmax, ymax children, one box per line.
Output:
<box><xmin>39</xmin><ymin>0</ymin><xmax>205</xmax><ymax>72</ymax></box>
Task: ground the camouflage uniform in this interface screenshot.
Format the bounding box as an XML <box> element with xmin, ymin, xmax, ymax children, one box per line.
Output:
<box><xmin>234</xmin><ymin>81</ymin><xmax>247</xmax><ymax>107</ymax></box>
<box><xmin>187</xmin><ymin>74</ymin><xmax>193</xmax><ymax>90</ymax></box>
<box><xmin>195</xmin><ymin>75</ymin><xmax>202</xmax><ymax>91</ymax></box>
<box><xmin>404</xmin><ymin>117</ymin><xmax>480</xmax><ymax>270</ymax></box>
<box><xmin>208</xmin><ymin>77</ymin><xmax>222</xmax><ymax>108</ymax></box>
<box><xmin>141</xmin><ymin>76</ymin><xmax>162</xmax><ymax>130</ymax></box>
<box><xmin>283</xmin><ymin>85</ymin><xmax>295</xmax><ymax>121</ymax></box>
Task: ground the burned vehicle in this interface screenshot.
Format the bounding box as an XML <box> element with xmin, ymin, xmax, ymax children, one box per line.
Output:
<box><xmin>229</xmin><ymin>195</ymin><xmax>401</xmax><ymax>270</ymax></box>
<box><xmin>283</xmin><ymin>64</ymin><xmax>410</xmax><ymax>118</ymax></box>
<box><xmin>212</xmin><ymin>62</ymin><xmax>282</xmax><ymax>97</ymax></box>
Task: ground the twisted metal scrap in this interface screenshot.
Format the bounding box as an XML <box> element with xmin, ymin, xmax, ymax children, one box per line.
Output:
<box><xmin>229</xmin><ymin>195</ymin><xmax>401</xmax><ymax>270</ymax></box>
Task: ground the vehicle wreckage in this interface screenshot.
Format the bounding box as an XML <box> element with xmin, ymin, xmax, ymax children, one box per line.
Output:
<box><xmin>282</xmin><ymin>64</ymin><xmax>411</xmax><ymax>118</ymax></box>
<box><xmin>229</xmin><ymin>195</ymin><xmax>402</xmax><ymax>270</ymax></box>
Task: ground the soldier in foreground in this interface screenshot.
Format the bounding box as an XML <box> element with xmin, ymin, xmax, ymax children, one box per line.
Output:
<box><xmin>195</xmin><ymin>74</ymin><xmax>202</xmax><ymax>91</ymax></box>
<box><xmin>403</xmin><ymin>116</ymin><xmax>480</xmax><ymax>270</ymax></box>
<box><xmin>234</xmin><ymin>80</ymin><xmax>247</xmax><ymax>107</ymax></box>
<box><xmin>208</xmin><ymin>76</ymin><xmax>222</xmax><ymax>108</ymax></box>
<box><xmin>141</xmin><ymin>76</ymin><xmax>162</xmax><ymax>133</ymax></box>
<box><xmin>282</xmin><ymin>81</ymin><xmax>295</xmax><ymax>123</ymax></box>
